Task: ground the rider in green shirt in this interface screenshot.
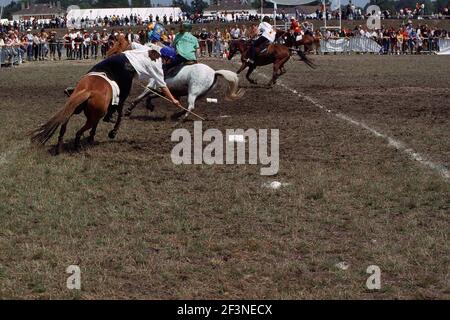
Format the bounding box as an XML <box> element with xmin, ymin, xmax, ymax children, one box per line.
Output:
<box><xmin>173</xmin><ymin>22</ymin><xmax>199</xmax><ymax>64</ymax></box>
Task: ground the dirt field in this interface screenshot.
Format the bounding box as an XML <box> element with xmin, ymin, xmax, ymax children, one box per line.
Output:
<box><xmin>0</xmin><ymin>53</ymin><xmax>449</xmax><ymax>299</ymax></box>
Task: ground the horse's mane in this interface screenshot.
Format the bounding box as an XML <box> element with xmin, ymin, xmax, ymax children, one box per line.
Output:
<box><xmin>106</xmin><ymin>35</ymin><xmax>130</xmax><ymax>57</ymax></box>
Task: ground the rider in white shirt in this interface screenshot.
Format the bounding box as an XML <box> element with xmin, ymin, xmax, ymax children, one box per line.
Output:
<box><xmin>248</xmin><ymin>16</ymin><xmax>275</xmax><ymax>65</ymax></box>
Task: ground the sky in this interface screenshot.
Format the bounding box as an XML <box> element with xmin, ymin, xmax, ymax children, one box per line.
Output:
<box><xmin>0</xmin><ymin>0</ymin><xmax>372</xmax><ymax>9</ymax></box>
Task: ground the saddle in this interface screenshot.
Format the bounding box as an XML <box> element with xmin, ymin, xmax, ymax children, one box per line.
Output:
<box><xmin>247</xmin><ymin>43</ymin><xmax>272</xmax><ymax>61</ymax></box>
<box><xmin>164</xmin><ymin>60</ymin><xmax>198</xmax><ymax>79</ymax></box>
<box><xmin>258</xmin><ymin>42</ymin><xmax>271</xmax><ymax>55</ymax></box>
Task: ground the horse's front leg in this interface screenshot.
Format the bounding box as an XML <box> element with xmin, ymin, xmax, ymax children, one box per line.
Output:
<box><xmin>125</xmin><ymin>87</ymin><xmax>153</xmax><ymax>116</ymax></box>
<box><xmin>268</xmin><ymin>63</ymin><xmax>281</xmax><ymax>87</ymax></box>
<box><xmin>246</xmin><ymin>65</ymin><xmax>257</xmax><ymax>84</ymax></box>
<box><xmin>279</xmin><ymin>56</ymin><xmax>290</xmax><ymax>76</ymax></box>
<box><xmin>236</xmin><ymin>61</ymin><xmax>247</xmax><ymax>74</ymax></box>
<box><xmin>184</xmin><ymin>94</ymin><xmax>198</xmax><ymax>121</ymax></box>
<box><xmin>172</xmin><ymin>93</ymin><xmax>198</xmax><ymax>122</ymax></box>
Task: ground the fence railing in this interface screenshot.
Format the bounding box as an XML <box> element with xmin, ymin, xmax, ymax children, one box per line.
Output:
<box><xmin>0</xmin><ymin>46</ymin><xmax>22</xmax><ymax>67</ymax></box>
<box><xmin>320</xmin><ymin>37</ymin><xmax>381</xmax><ymax>53</ymax></box>
<box><xmin>320</xmin><ymin>36</ymin><xmax>449</xmax><ymax>54</ymax></box>
<box><xmin>1</xmin><ymin>43</ymin><xmax>108</xmax><ymax>68</ymax></box>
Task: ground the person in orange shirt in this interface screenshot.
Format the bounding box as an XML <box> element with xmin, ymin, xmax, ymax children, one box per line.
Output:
<box><xmin>396</xmin><ymin>30</ymin><xmax>404</xmax><ymax>54</ymax></box>
<box><xmin>290</xmin><ymin>16</ymin><xmax>299</xmax><ymax>32</ymax></box>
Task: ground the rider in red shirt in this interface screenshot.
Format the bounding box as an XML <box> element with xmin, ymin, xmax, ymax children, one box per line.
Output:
<box><xmin>290</xmin><ymin>17</ymin><xmax>299</xmax><ymax>33</ymax></box>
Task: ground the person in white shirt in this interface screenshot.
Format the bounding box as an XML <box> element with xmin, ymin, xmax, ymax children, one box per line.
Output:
<box><xmin>83</xmin><ymin>32</ymin><xmax>91</xmax><ymax>59</ymax></box>
<box><xmin>230</xmin><ymin>25</ymin><xmax>241</xmax><ymax>39</ymax></box>
<box><xmin>248</xmin><ymin>16</ymin><xmax>275</xmax><ymax>64</ymax></box>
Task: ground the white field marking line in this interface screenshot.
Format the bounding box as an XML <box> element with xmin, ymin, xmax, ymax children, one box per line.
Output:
<box><xmin>207</xmin><ymin>57</ymin><xmax>450</xmax><ymax>181</ymax></box>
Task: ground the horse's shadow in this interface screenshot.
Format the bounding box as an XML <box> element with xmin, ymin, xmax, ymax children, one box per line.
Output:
<box><xmin>128</xmin><ymin>115</ymin><xmax>167</xmax><ymax>122</ymax></box>
<box><xmin>240</xmin><ymin>84</ymin><xmax>271</xmax><ymax>89</ymax></box>
<box><xmin>48</xmin><ymin>137</ymin><xmax>144</xmax><ymax>155</ymax></box>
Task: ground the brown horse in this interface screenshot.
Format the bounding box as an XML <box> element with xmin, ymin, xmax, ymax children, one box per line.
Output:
<box><xmin>31</xmin><ymin>75</ymin><xmax>117</xmax><ymax>154</ymax></box>
<box><xmin>228</xmin><ymin>39</ymin><xmax>315</xmax><ymax>86</ymax></box>
<box><xmin>276</xmin><ymin>30</ymin><xmax>321</xmax><ymax>54</ymax></box>
<box><xmin>106</xmin><ymin>34</ymin><xmax>130</xmax><ymax>57</ymax></box>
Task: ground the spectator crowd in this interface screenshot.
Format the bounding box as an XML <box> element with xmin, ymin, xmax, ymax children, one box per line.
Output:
<box><xmin>1</xmin><ymin>18</ymin><xmax>450</xmax><ymax>67</ymax></box>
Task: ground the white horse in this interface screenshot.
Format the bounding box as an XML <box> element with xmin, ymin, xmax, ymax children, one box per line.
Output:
<box><xmin>125</xmin><ymin>63</ymin><xmax>244</xmax><ymax>120</ymax></box>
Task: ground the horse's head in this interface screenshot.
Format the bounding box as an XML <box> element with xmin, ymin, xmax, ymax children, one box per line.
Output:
<box><xmin>106</xmin><ymin>35</ymin><xmax>130</xmax><ymax>57</ymax></box>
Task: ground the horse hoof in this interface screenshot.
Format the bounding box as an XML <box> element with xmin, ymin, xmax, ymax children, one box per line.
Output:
<box><xmin>103</xmin><ymin>116</ymin><xmax>115</xmax><ymax>123</ymax></box>
<box><xmin>108</xmin><ymin>131</ymin><xmax>116</xmax><ymax>139</ymax></box>
<box><xmin>124</xmin><ymin>109</ymin><xmax>132</xmax><ymax>117</ymax></box>
<box><xmin>145</xmin><ymin>104</ymin><xmax>155</xmax><ymax>112</ymax></box>
<box><xmin>54</xmin><ymin>145</ymin><xmax>62</xmax><ymax>155</ymax></box>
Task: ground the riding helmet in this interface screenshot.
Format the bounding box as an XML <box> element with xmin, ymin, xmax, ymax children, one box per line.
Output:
<box><xmin>160</xmin><ymin>46</ymin><xmax>177</xmax><ymax>60</ymax></box>
<box><xmin>182</xmin><ymin>22</ymin><xmax>192</xmax><ymax>32</ymax></box>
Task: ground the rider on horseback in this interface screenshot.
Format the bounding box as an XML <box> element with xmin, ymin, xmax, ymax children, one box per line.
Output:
<box><xmin>247</xmin><ymin>16</ymin><xmax>275</xmax><ymax>65</ymax></box>
<box><xmin>290</xmin><ymin>17</ymin><xmax>300</xmax><ymax>34</ymax></box>
<box><xmin>169</xmin><ymin>22</ymin><xmax>200</xmax><ymax>69</ymax></box>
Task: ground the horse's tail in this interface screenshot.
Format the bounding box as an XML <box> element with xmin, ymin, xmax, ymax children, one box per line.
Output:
<box><xmin>30</xmin><ymin>89</ymin><xmax>90</xmax><ymax>145</ymax></box>
<box><xmin>214</xmin><ymin>70</ymin><xmax>245</xmax><ymax>101</ymax></box>
<box><xmin>297</xmin><ymin>50</ymin><xmax>317</xmax><ymax>69</ymax></box>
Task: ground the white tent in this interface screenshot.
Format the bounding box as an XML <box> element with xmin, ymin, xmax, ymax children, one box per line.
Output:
<box><xmin>66</xmin><ymin>7</ymin><xmax>182</xmax><ymax>22</ymax></box>
<box><xmin>270</xmin><ymin>0</ymin><xmax>341</xmax><ymax>30</ymax></box>
<box><xmin>269</xmin><ymin>0</ymin><xmax>315</xmax><ymax>4</ymax></box>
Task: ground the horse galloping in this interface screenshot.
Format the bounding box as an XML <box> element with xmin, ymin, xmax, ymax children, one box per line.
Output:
<box><xmin>276</xmin><ymin>30</ymin><xmax>321</xmax><ymax>54</ymax></box>
<box><xmin>228</xmin><ymin>39</ymin><xmax>315</xmax><ymax>86</ymax></box>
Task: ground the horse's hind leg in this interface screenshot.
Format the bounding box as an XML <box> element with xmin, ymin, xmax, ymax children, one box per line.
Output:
<box><xmin>74</xmin><ymin>120</ymin><xmax>94</xmax><ymax>151</ymax></box>
<box><xmin>103</xmin><ymin>105</ymin><xmax>117</xmax><ymax>123</ymax></box>
<box><xmin>108</xmin><ymin>104</ymin><xmax>124</xmax><ymax>139</ymax></box>
<box><xmin>56</xmin><ymin>121</ymin><xmax>68</xmax><ymax>155</ymax></box>
<box><xmin>87</xmin><ymin>122</ymin><xmax>99</xmax><ymax>145</ymax></box>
